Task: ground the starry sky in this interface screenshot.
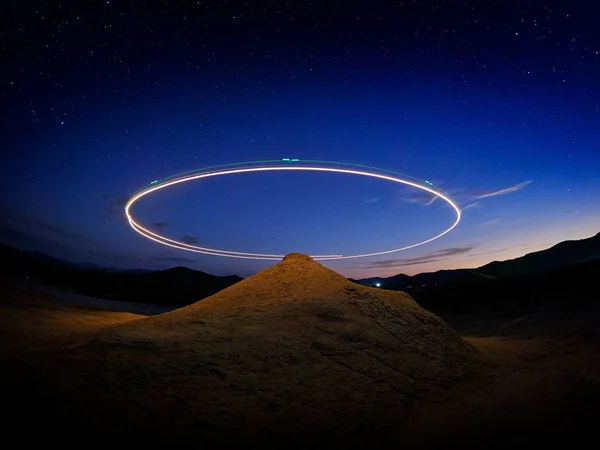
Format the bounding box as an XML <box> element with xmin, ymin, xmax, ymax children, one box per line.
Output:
<box><xmin>2</xmin><ymin>1</ymin><xmax>599</xmax><ymax>278</ymax></box>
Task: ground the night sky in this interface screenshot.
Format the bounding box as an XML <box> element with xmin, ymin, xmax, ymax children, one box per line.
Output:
<box><xmin>2</xmin><ymin>1</ymin><xmax>599</xmax><ymax>278</ymax></box>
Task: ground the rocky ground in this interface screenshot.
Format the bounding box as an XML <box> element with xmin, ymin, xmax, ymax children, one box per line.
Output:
<box><xmin>1</xmin><ymin>255</ymin><xmax>599</xmax><ymax>449</ymax></box>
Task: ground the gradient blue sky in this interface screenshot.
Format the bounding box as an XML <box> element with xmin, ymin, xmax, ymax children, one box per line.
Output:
<box><xmin>2</xmin><ymin>1</ymin><xmax>599</xmax><ymax>278</ymax></box>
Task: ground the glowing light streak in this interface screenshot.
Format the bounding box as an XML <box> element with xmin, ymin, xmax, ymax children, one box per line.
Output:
<box><xmin>125</xmin><ymin>163</ymin><xmax>461</xmax><ymax>260</ymax></box>
<box><xmin>139</xmin><ymin>159</ymin><xmax>447</xmax><ymax>196</ymax></box>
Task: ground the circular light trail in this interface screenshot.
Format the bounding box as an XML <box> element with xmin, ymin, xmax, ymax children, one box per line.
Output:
<box><xmin>125</xmin><ymin>160</ymin><xmax>462</xmax><ymax>260</ymax></box>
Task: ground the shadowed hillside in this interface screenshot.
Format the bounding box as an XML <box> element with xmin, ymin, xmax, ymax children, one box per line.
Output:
<box><xmin>1</xmin><ymin>253</ymin><xmax>480</xmax><ymax>448</ymax></box>
<box><xmin>372</xmin><ymin>253</ymin><xmax>597</xmax><ymax>323</ymax></box>
<box><xmin>0</xmin><ymin>244</ymin><xmax>242</xmax><ymax>306</ymax></box>
<box><xmin>1</xmin><ymin>252</ymin><xmax>599</xmax><ymax>448</ymax></box>
<box><xmin>476</xmin><ymin>231</ymin><xmax>600</xmax><ymax>278</ymax></box>
<box><xmin>355</xmin><ymin>232</ymin><xmax>600</xmax><ymax>291</ymax></box>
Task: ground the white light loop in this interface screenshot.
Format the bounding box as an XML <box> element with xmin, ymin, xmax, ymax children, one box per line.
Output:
<box><xmin>125</xmin><ymin>165</ymin><xmax>461</xmax><ymax>260</ymax></box>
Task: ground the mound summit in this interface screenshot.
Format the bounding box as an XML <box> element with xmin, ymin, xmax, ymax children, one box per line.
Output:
<box><xmin>59</xmin><ymin>253</ymin><xmax>479</xmax><ymax>446</ymax></box>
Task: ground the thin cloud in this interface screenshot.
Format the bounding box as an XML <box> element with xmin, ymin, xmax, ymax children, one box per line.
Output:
<box><xmin>464</xmin><ymin>243</ymin><xmax>537</xmax><ymax>259</ymax></box>
<box><xmin>363</xmin><ymin>197</ymin><xmax>380</xmax><ymax>203</ymax></box>
<box><xmin>476</xmin><ymin>218</ymin><xmax>500</xmax><ymax>227</ymax></box>
<box><xmin>473</xmin><ymin>181</ymin><xmax>532</xmax><ymax>199</ymax></box>
<box><xmin>103</xmin><ymin>194</ymin><xmax>129</xmax><ymax>218</ymax></box>
<box><xmin>181</xmin><ymin>235</ymin><xmax>199</xmax><ymax>245</ymax></box>
<box><xmin>464</xmin><ymin>247</ymin><xmax>511</xmax><ymax>258</ymax></box>
<box><xmin>462</xmin><ymin>202</ymin><xmax>481</xmax><ymax>211</ymax></box>
<box><xmin>151</xmin><ymin>222</ymin><xmax>169</xmax><ymax>232</ymax></box>
<box><xmin>374</xmin><ymin>258</ymin><xmax>443</xmax><ymax>267</ymax></box>
<box><xmin>355</xmin><ymin>245</ymin><xmax>477</xmax><ymax>269</ymax></box>
<box><xmin>400</xmin><ymin>191</ymin><xmax>438</xmax><ymax>206</ymax></box>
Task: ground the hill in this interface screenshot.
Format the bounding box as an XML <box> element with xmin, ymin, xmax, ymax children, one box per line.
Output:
<box><xmin>0</xmin><ymin>244</ymin><xmax>242</xmax><ymax>306</ymax></box>
<box><xmin>415</xmin><ymin>256</ymin><xmax>600</xmax><ymax>318</ymax></box>
<box><xmin>52</xmin><ymin>253</ymin><xmax>479</xmax><ymax>447</ymax></box>
<box><xmin>355</xmin><ymin>231</ymin><xmax>600</xmax><ymax>290</ymax></box>
<box><xmin>2</xmin><ymin>253</ymin><xmax>599</xmax><ymax>448</ymax></box>
<box><xmin>476</xmin><ymin>231</ymin><xmax>600</xmax><ymax>278</ymax></box>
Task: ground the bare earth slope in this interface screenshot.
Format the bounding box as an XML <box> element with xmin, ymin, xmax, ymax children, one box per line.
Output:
<box><xmin>2</xmin><ymin>255</ymin><xmax>598</xmax><ymax>449</ymax></box>
<box><xmin>1</xmin><ymin>254</ymin><xmax>478</xmax><ymax>448</ymax></box>
<box><xmin>64</xmin><ymin>253</ymin><xmax>479</xmax><ymax>446</ymax></box>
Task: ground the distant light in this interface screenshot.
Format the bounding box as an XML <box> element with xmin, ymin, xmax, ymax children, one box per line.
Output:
<box><xmin>424</xmin><ymin>180</ymin><xmax>433</xmax><ymax>185</ymax></box>
<box><xmin>150</xmin><ymin>180</ymin><xmax>158</xmax><ymax>184</ymax></box>
<box><xmin>375</xmin><ymin>282</ymin><xmax>381</xmax><ymax>287</ymax></box>
<box><xmin>291</xmin><ymin>158</ymin><xmax>300</xmax><ymax>161</ymax></box>
<box><xmin>282</xmin><ymin>158</ymin><xmax>291</xmax><ymax>161</ymax></box>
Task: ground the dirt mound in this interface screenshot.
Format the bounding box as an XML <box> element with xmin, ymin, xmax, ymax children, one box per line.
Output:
<box><xmin>43</xmin><ymin>254</ymin><xmax>480</xmax><ymax>446</ymax></box>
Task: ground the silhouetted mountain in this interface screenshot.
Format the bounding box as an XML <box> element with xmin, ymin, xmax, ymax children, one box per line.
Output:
<box><xmin>476</xmin><ymin>232</ymin><xmax>600</xmax><ymax>278</ymax></box>
<box><xmin>4</xmin><ymin>231</ymin><xmax>599</xmax><ymax>311</ymax></box>
<box><xmin>355</xmin><ymin>232</ymin><xmax>600</xmax><ymax>289</ymax></box>
<box><xmin>71</xmin><ymin>262</ymin><xmax>109</xmax><ymax>270</ymax></box>
<box><xmin>24</xmin><ymin>250</ymin><xmax>73</xmax><ymax>267</ymax></box>
<box><xmin>416</xmin><ymin>256</ymin><xmax>600</xmax><ymax>317</ymax></box>
<box><xmin>352</xmin><ymin>273</ymin><xmax>411</xmax><ymax>289</ymax></box>
<box><xmin>354</xmin><ymin>268</ymin><xmax>480</xmax><ymax>291</ymax></box>
<box><xmin>122</xmin><ymin>268</ymin><xmax>155</xmax><ymax>274</ymax></box>
<box><xmin>0</xmin><ymin>244</ymin><xmax>242</xmax><ymax>306</ymax></box>
<box><xmin>22</xmin><ymin>250</ymin><xmax>145</xmax><ymax>273</ymax></box>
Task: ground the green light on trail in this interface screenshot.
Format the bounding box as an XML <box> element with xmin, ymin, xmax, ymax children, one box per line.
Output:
<box><xmin>136</xmin><ymin>159</ymin><xmax>450</xmax><ymax>199</ymax></box>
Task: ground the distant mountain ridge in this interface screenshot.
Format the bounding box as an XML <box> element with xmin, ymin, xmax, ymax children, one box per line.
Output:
<box><xmin>3</xmin><ymin>231</ymin><xmax>599</xmax><ymax>308</ymax></box>
<box><xmin>22</xmin><ymin>249</ymin><xmax>154</xmax><ymax>273</ymax></box>
<box><xmin>476</xmin><ymin>231</ymin><xmax>600</xmax><ymax>278</ymax></box>
<box><xmin>354</xmin><ymin>232</ymin><xmax>600</xmax><ymax>290</ymax></box>
<box><xmin>0</xmin><ymin>244</ymin><xmax>242</xmax><ymax>306</ymax></box>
